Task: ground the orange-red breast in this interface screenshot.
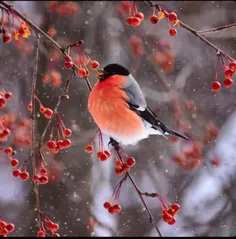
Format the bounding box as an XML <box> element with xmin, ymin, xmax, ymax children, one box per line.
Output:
<box><xmin>88</xmin><ymin>63</ymin><xmax>188</xmax><ymax>145</ymax></box>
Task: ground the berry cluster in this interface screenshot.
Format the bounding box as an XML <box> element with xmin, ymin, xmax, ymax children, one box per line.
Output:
<box><xmin>48</xmin><ymin>1</ymin><xmax>79</xmax><ymax>16</ymax></box>
<box><xmin>28</xmin><ymin>95</ymin><xmax>53</xmax><ymax>119</ymax></box>
<box><xmin>85</xmin><ymin>129</ymin><xmax>112</xmax><ymax>161</ymax></box>
<box><xmin>212</xmin><ymin>54</ymin><xmax>236</xmax><ymax>92</ymax></box>
<box><xmin>0</xmin><ymin>90</ymin><xmax>12</xmax><ymax>109</ymax></box>
<box><xmin>63</xmin><ymin>40</ymin><xmax>99</xmax><ymax>77</ymax></box>
<box><xmin>162</xmin><ymin>203</ymin><xmax>180</xmax><ymax>225</ymax></box>
<box><xmin>0</xmin><ymin>220</ymin><xmax>15</xmax><ymax>236</ymax></box>
<box><xmin>0</xmin><ymin>7</ymin><xmax>31</xmax><ymax>43</ymax></box>
<box><xmin>37</xmin><ymin>213</ymin><xmax>60</xmax><ymax>237</ymax></box>
<box><xmin>42</xmin><ymin>70</ymin><xmax>62</xmax><ymax>88</ymax></box>
<box><xmin>172</xmin><ymin>141</ymin><xmax>202</xmax><ymax>170</ymax></box>
<box><xmin>128</xmin><ymin>35</ymin><xmax>143</xmax><ymax>57</ymax></box>
<box><xmin>152</xmin><ymin>40</ymin><xmax>175</xmax><ymax>72</ymax></box>
<box><xmin>103</xmin><ymin>175</ymin><xmax>126</xmax><ymax>215</ymax></box>
<box><xmin>125</xmin><ymin>1</ymin><xmax>144</xmax><ymax>27</ymax></box>
<box><xmin>46</xmin><ymin>113</ymin><xmax>72</xmax><ymax>153</ymax></box>
<box><xmin>32</xmin><ymin>157</ymin><xmax>49</xmax><ymax>185</ymax></box>
<box><xmin>0</xmin><ymin>28</ymin><xmax>11</xmax><ymax>43</ymax></box>
<box><xmin>150</xmin><ymin>10</ymin><xmax>179</xmax><ymax>37</ymax></box>
<box><xmin>147</xmin><ymin>192</ymin><xmax>180</xmax><ymax>225</ymax></box>
<box><xmin>114</xmin><ymin>157</ymin><xmax>135</xmax><ymax>176</ymax></box>
<box><xmin>103</xmin><ymin>201</ymin><xmax>121</xmax><ymax>214</ymax></box>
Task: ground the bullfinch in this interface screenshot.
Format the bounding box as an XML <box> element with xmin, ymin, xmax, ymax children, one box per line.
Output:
<box><xmin>88</xmin><ymin>63</ymin><xmax>188</xmax><ymax>146</ymax></box>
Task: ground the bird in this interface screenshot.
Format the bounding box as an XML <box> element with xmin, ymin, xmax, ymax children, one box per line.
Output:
<box><xmin>88</xmin><ymin>63</ymin><xmax>188</xmax><ymax>146</ymax></box>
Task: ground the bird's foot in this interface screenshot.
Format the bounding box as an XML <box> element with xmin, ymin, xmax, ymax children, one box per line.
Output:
<box><xmin>108</xmin><ymin>137</ymin><xmax>119</xmax><ymax>149</ymax></box>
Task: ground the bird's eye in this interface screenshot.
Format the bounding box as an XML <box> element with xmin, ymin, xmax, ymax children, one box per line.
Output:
<box><xmin>97</xmin><ymin>68</ymin><xmax>104</xmax><ymax>80</ymax></box>
<box><xmin>97</xmin><ymin>68</ymin><xmax>104</xmax><ymax>76</ymax></box>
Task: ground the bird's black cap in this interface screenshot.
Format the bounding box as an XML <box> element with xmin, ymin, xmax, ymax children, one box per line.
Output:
<box><xmin>97</xmin><ymin>63</ymin><xmax>130</xmax><ymax>81</ymax></box>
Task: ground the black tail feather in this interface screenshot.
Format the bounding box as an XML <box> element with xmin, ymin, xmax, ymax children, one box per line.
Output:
<box><xmin>166</xmin><ymin>128</ymin><xmax>188</xmax><ymax>140</ymax></box>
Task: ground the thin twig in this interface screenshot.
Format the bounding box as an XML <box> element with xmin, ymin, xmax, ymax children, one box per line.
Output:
<box><xmin>115</xmin><ymin>145</ymin><xmax>162</xmax><ymax>237</ymax></box>
<box><xmin>197</xmin><ymin>23</ymin><xmax>236</xmax><ymax>35</ymax></box>
<box><xmin>30</xmin><ymin>34</ymin><xmax>40</xmax><ymax>211</ymax></box>
<box><xmin>144</xmin><ymin>0</ymin><xmax>235</xmax><ymax>62</ymax></box>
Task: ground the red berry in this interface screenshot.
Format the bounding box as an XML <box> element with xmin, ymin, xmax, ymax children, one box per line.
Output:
<box><xmin>4</xmin><ymin>92</ymin><xmax>12</xmax><ymax>99</ymax></box>
<box><xmin>63</xmin><ymin>128</ymin><xmax>72</xmax><ymax>137</ymax></box>
<box><xmin>229</xmin><ymin>61</ymin><xmax>236</xmax><ymax>72</ymax></box>
<box><xmin>90</xmin><ymin>61</ymin><xmax>100</xmax><ymax>70</ymax></box>
<box><xmin>85</xmin><ymin>144</ymin><xmax>93</xmax><ymax>153</ymax></box>
<box><xmin>108</xmin><ymin>207</ymin><xmax>115</xmax><ymax>214</ymax></box>
<box><xmin>5</xmin><ymin>223</ymin><xmax>15</xmax><ymax>232</ymax></box>
<box><xmin>3</xmin><ymin>128</ymin><xmax>10</xmax><ymax>135</ymax></box>
<box><xmin>62</xmin><ymin>139</ymin><xmax>71</xmax><ymax>148</ymax></box>
<box><xmin>10</xmin><ymin>158</ymin><xmax>19</xmax><ymax>168</ymax></box>
<box><xmin>115</xmin><ymin>167</ymin><xmax>123</xmax><ymax>176</ymax></box>
<box><xmin>64</xmin><ymin>56</ymin><xmax>72</xmax><ymax>62</ymax></box>
<box><xmin>12</xmin><ymin>169</ymin><xmax>21</xmax><ymax>177</ymax></box>
<box><xmin>131</xmin><ymin>17</ymin><xmax>141</xmax><ymax>26</ymax></box>
<box><xmin>104</xmin><ymin>150</ymin><xmax>111</xmax><ymax>158</ymax></box>
<box><xmin>212</xmin><ymin>81</ymin><xmax>221</xmax><ymax>92</ymax></box>
<box><xmin>40</xmin><ymin>167</ymin><xmax>47</xmax><ymax>175</ymax></box>
<box><xmin>28</xmin><ymin>103</ymin><xmax>33</xmax><ymax>111</ymax></box>
<box><xmin>47</xmin><ymin>140</ymin><xmax>56</xmax><ymax>150</ymax></box>
<box><xmin>168</xmin><ymin>217</ymin><xmax>176</xmax><ymax>225</ymax></box>
<box><xmin>1</xmin><ymin>228</ymin><xmax>8</xmax><ymax>236</ymax></box>
<box><xmin>77</xmin><ymin>68</ymin><xmax>87</xmax><ymax>77</ymax></box>
<box><xmin>39</xmin><ymin>106</ymin><xmax>46</xmax><ymax>113</ymax></box>
<box><xmin>115</xmin><ymin>160</ymin><xmax>122</xmax><ymax>168</ymax></box>
<box><xmin>135</xmin><ymin>12</ymin><xmax>144</xmax><ymax>21</ymax></box>
<box><xmin>64</xmin><ymin>61</ymin><xmax>73</xmax><ymax>70</ymax></box>
<box><xmin>127</xmin><ymin>157</ymin><xmax>136</xmax><ymax>167</ymax></box>
<box><xmin>44</xmin><ymin>108</ymin><xmax>53</xmax><ymax>119</ymax></box>
<box><xmin>113</xmin><ymin>204</ymin><xmax>121</xmax><ymax>213</ymax></box>
<box><xmin>0</xmin><ymin>221</ymin><xmax>7</xmax><ymax>228</ymax></box>
<box><xmin>37</xmin><ymin>230</ymin><xmax>46</xmax><ymax>237</ymax></box>
<box><xmin>169</xmin><ymin>28</ymin><xmax>177</xmax><ymax>36</ymax></box>
<box><xmin>122</xmin><ymin>163</ymin><xmax>130</xmax><ymax>172</ymax></box>
<box><xmin>20</xmin><ymin>172</ymin><xmax>29</xmax><ymax>181</ymax></box>
<box><xmin>57</xmin><ymin>140</ymin><xmax>64</xmax><ymax>149</ymax></box>
<box><xmin>162</xmin><ymin>213</ymin><xmax>172</xmax><ymax>223</ymax></box>
<box><xmin>150</xmin><ymin>15</ymin><xmax>158</xmax><ymax>24</ymax></box>
<box><xmin>99</xmin><ymin>152</ymin><xmax>108</xmax><ymax>161</ymax></box>
<box><xmin>223</xmin><ymin>78</ymin><xmax>233</xmax><ymax>88</ymax></box>
<box><xmin>39</xmin><ymin>175</ymin><xmax>49</xmax><ymax>184</ymax></box>
<box><xmin>4</xmin><ymin>147</ymin><xmax>13</xmax><ymax>155</ymax></box>
<box><xmin>46</xmin><ymin>221</ymin><xmax>54</xmax><ymax>230</ymax></box>
<box><xmin>224</xmin><ymin>68</ymin><xmax>234</xmax><ymax>78</ymax></box>
<box><xmin>33</xmin><ymin>174</ymin><xmax>40</xmax><ymax>182</ymax></box>
<box><xmin>168</xmin><ymin>12</ymin><xmax>177</xmax><ymax>22</ymax></box>
<box><xmin>126</xmin><ymin>17</ymin><xmax>134</xmax><ymax>26</ymax></box>
<box><xmin>167</xmin><ymin>208</ymin><xmax>175</xmax><ymax>216</ymax></box>
<box><xmin>51</xmin><ymin>223</ymin><xmax>59</xmax><ymax>232</ymax></box>
<box><xmin>3</xmin><ymin>33</ymin><xmax>11</xmax><ymax>43</ymax></box>
<box><xmin>103</xmin><ymin>201</ymin><xmax>112</xmax><ymax>209</ymax></box>
<box><xmin>171</xmin><ymin>203</ymin><xmax>180</xmax><ymax>213</ymax></box>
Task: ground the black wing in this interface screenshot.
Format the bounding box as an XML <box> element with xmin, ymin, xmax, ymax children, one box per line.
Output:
<box><xmin>129</xmin><ymin>103</ymin><xmax>188</xmax><ymax>140</ymax></box>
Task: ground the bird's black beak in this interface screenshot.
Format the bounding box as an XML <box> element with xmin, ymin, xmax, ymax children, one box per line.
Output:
<box><xmin>97</xmin><ymin>68</ymin><xmax>104</xmax><ymax>80</ymax></box>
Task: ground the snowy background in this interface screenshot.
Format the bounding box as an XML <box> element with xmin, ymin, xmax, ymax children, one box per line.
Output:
<box><xmin>0</xmin><ymin>1</ymin><xmax>236</xmax><ymax>237</ymax></box>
